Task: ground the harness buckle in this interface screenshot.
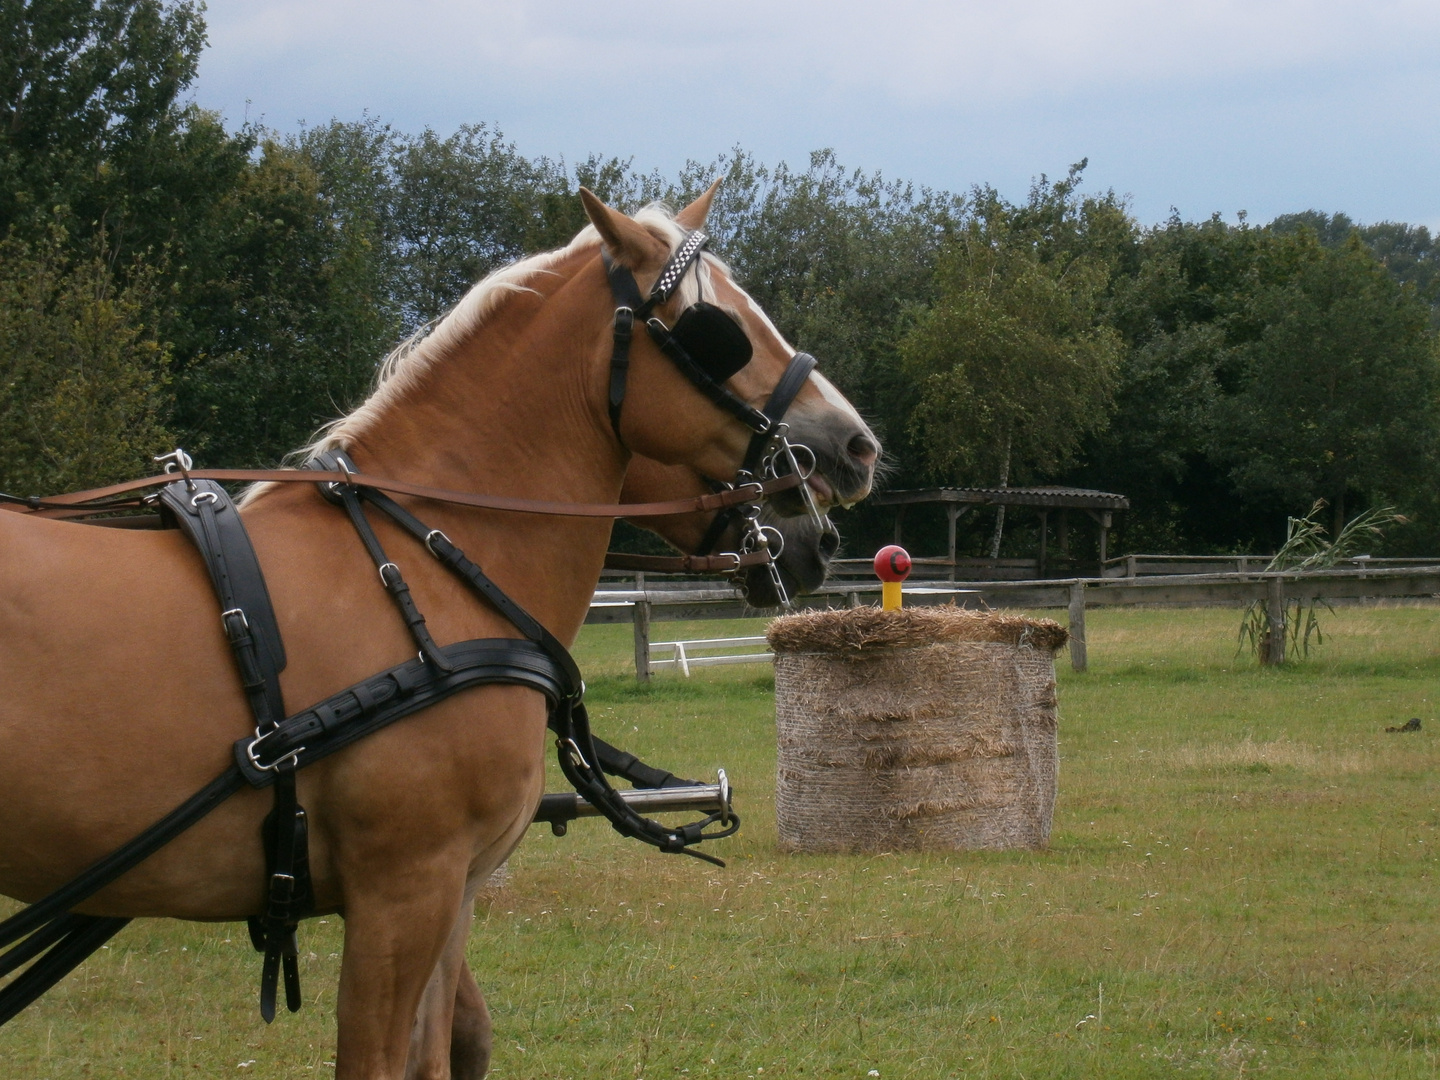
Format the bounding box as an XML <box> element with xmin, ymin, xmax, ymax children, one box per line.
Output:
<box><xmin>245</xmin><ymin>727</ymin><xmax>303</xmax><ymax>773</ymax></box>
<box><xmin>560</xmin><ymin>737</ymin><xmax>593</xmax><ymax>774</ymax></box>
<box><xmin>378</xmin><ymin>562</ymin><xmax>401</xmax><ymax>587</ymax></box>
<box><xmin>221</xmin><ymin>607</ymin><xmax>250</xmax><ymax>632</ymax></box>
<box><xmin>424</xmin><ymin>529</ymin><xmax>451</xmax><ymax>558</ymax></box>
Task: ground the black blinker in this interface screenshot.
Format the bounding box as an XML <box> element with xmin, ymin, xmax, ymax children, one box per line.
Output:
<box><xmin>671</xmin><ymin>302</ymin><xmax>753</xmax><ymax>382</ymax></box>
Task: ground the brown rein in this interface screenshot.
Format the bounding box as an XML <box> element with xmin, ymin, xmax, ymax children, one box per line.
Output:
<box><xmin>0</xmin><ymin>467</ymin><xmax>802</xmax><ymax>522</ymax></box>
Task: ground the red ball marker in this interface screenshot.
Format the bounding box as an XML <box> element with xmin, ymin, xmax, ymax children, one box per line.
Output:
<box><xmin>873</xmin><ymin>545</ymin><xmax>911</xmax><ymax>609</ymax></box>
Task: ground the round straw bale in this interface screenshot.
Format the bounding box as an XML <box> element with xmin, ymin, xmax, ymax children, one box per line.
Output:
<box><xmin>767</xmin><ymin>606</ymin><xmax>1067</xmax><ymax>853</ymax></box>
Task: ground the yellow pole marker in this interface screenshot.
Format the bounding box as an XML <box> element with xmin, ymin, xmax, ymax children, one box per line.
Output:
<box><xmin>873</xmin><ymin>545</ymin><xmax>912</xmax><ymax>611</ymax></box>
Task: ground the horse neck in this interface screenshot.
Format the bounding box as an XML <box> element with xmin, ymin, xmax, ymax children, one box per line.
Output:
<box><xmin>336</xmin><ymin>249</ymin><xmax>623</xmax><ymax>641</ymax></box>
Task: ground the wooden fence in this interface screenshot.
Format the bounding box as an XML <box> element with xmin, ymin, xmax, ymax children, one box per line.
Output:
<box><xmin>589</xmin><ymin>565</ymin><xmax>1440</xmax><ymax>679</ymax></box>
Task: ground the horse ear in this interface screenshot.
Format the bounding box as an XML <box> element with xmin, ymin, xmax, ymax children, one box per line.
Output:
<box><xmin>580</xmin><ymin>187</ymin><xmax>667</xmax><ymax>268</ymax></box>
<box><xmin>675</xmin><ymin>179</ymin><xmax>721</xmax><ymax>230</ymax></box>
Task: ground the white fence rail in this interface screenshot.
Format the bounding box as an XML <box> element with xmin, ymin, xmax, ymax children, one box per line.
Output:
<box><xmin>650</xmin><ymin>635</ymin><xmax>772</xmax><ymax>676</ymax></box>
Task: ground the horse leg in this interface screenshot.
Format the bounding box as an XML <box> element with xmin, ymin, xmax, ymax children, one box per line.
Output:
<box><xmin>335</xmin><ymin>869</ymin><xmax>470</xmax><ymax>1080</ymax></box>
<box><xmin>449</xmin><ymin>955</ymin><xmax>493</xmax><ymax>1080</ymax></box>
<box><xmin>404</xmin><ymin>896</ymin><xmax>492</xmax><ymax>1080</ymax></box>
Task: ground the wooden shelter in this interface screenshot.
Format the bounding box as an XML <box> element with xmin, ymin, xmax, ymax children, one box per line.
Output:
<box><xmin>869</xmin><ymin>486</ymin><xmax>1130</xmax><ymax>579</ymax></box>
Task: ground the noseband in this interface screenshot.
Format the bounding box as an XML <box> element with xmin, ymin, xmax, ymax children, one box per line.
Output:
<box><xmin>603</xmin><ymin>230</ymin><xmax>825</xmax><ymax>602</ymax></box>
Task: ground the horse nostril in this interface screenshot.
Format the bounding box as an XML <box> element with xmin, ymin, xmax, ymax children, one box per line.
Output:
<box><xmin>847</xmin><ymin>433</ymin><xmax>878</xmax><ymax>468</ymax></box>
<box><xmin>818</xmin><ymin>527</ymin><xmax>840</xmax><ymax>560</ymax></box>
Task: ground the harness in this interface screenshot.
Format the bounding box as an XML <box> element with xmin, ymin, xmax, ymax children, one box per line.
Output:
<box><xmin>0</xmin><ymin>228</ymin><xmax>818</xmax><ymax>1027</ymax></box>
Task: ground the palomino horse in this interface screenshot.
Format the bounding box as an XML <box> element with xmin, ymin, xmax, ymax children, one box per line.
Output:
<box><xmin>0</xmin><ymin>185</ymin><xmax>876</xmax><ymax>1078</ymax></box>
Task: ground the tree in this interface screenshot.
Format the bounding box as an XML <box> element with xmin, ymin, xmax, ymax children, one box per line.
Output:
<box><xmin>166</xmin><ymin>139</ymin><xmax>401</xmax><ymax>466</ymax></box>
<box><xmin>1067</xmin><ymin>214</ymin><xmax>1263</xmax><ymax>552</ymax></box>
<box><xmin>0</xmin><ymin>231</ymin><xmax>172</xmax><ymax>493</ymax></box>
<box><xmin>1209</xmin><ymin>231</ymin><xmax>1440</xmax><ymax>537</ymax></box>
<box><xmin>1272</xmin><ymin>211</ymin><xmax>1440</xmax><ymax>326</ymax></box>
<box><xmin>900</xmin><ymin>167</ymin><xmax>1127</xmax><ymax>554</ymax></box>
<box><xmin>0</xmin><ymin>0</ymin><xmax>207</xmax><ymax>258</ymax></box>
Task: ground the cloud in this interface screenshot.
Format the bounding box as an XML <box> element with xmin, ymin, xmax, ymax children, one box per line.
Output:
<box><xmin>195</xmin><ymin>1</ymin><xmax>1440</xmax><ymax>229</ymax></box>
<box><xmin>205</xmin><ymin>0</ymin><xmax>1440</xmax><ymax>109</ymax></box>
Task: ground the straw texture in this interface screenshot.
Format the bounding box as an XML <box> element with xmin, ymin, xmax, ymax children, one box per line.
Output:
<box><xmin>768</xmin><ymin>607</ymin><xmax>1064</xmax><ymax>853</ymax></box>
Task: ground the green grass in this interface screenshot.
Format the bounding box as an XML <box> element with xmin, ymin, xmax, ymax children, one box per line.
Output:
<box><xmin>6</xmin><ymin>606</ymin><xmax>1440</xmax><ymax>1078</ymax></box>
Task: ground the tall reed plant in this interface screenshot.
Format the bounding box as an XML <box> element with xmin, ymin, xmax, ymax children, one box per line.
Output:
<box><xmin>1237</xmin><ymin>500</ymin><xmax>1402</xmax><ymax>661</ymax></box>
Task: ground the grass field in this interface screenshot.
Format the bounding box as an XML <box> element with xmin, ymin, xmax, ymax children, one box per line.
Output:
<box><xmin>4</xmin><ymin>605</ymin><xmax>1440</xmax><ymax>1078</ymax></box>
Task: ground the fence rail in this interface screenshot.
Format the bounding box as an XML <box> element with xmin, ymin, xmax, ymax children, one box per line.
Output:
<box><xmin>590</xmin><ymin>565</ymin><xmax>1440</xmax><ymax>680</ymax></box>
<box><xmin>1099</xmin><ymin>554</ymin><xmax>1440</xmax><ymax>579</ymax></box>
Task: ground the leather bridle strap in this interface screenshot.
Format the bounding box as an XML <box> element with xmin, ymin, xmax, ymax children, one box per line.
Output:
<box><xmin>604</xmin><ymin>231</ymin><xmax>774</xmax><ymax>443</ymax></box>
<box><xmin>0</xmin><ymin>468</ymin><xmax>800</xmax><ymax>520</ymax></box>
<box><xmin>743</xmin><ymin>352</ymin><xmax>817</xmax><ymax>476</ymax></box>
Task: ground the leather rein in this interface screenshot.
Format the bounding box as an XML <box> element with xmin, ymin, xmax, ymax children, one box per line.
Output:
<box><xmin>0</xmin><ymin>462</ymin><xmax>801</xmax><ymax>522</ymax></box>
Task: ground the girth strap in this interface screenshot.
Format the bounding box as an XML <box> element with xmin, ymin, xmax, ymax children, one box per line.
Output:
<box><xmin>236</xmin><ymin>639</ymin><xmax>567</xmax><ymax>782</ymax></box>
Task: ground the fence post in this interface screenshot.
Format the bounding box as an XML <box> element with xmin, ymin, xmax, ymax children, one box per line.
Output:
<box><xmin>1263</xmin><ymin>576</ymin><xmax>1286</xmax><ymax>666</ymax></box>
<box><xmin>1068</xmin><ymin>581</ymin><xmax>1088</xmax><ymax>673</ymax></box>
<box><xmin>633</xmin><ymin>599</ymin><xmax>652</xmax><ymax>682</ymax></box>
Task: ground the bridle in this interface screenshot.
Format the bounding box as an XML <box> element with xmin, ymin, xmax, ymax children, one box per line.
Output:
<box><xmin>603</xmin><ymin>229</ymin><xmax>826</xmax><ymax>603</ymax></box>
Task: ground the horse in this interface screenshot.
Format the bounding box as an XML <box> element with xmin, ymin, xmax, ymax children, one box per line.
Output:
<box><xmin>0</xmin><ymin>184</ymin><xmax>877</xmax><ymax>1079</ymax></box>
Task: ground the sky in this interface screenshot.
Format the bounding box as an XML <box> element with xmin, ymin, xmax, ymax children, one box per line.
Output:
<box><xmin>194</xmin><ymin>0</ymin><xmax>1440</xmax><ymax>231</ymax></box>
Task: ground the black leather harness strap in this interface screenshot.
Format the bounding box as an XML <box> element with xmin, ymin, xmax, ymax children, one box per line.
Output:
<box><xmin>158</xmin><ymin>478</ymin><xmax>306</xmax><ymax>1022</ymax></box>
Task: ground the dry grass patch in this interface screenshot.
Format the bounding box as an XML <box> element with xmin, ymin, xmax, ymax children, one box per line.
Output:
<box><xmin>1166</xmin><ymin>735</ymin><xmax>1375</xmax><ymax>775</ymax></box>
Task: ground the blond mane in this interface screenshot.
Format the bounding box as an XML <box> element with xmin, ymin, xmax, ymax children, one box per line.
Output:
<box><xmin>287</xmin><ymin>204</ymin><xmax>713</xmax><ymax>471</ymax></box>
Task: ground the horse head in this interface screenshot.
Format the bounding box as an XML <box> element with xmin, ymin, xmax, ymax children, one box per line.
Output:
<box><xmin>580</xmin><ymin>184</ymin><xmax>880</xmax><ymax>524</ymax></box>
<box><xmin>587</xmin><ymin>183</ymin><xmax>877</xmax><ymax>602</ymax></box>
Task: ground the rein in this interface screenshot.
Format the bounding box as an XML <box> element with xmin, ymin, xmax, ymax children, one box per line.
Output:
<box><xmin>0</xmin><ymin>460</ymin><xmax>801</xmax><ymax>521</ymax></box>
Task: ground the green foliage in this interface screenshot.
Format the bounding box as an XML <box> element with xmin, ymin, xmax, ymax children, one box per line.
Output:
<box><xmin>165</xmin><ymin>138</ymin><xmax>401</xmax><ymax>466</ymax></box>
<box><xmin>900</xmin><ymin>167</ymin><xmax>1127</xmax><ymax>488</ymax></box>
<box><xmin>0</xmin><ymin>0</ymin><xmax>208</xmax><ymax>257</ymax></box>
<box><xmin>1272</xmin><ymin>210</ymin><xmax>1440</xmax><ymax>326</ymax></box>
<box><xmin>1079</xmin><ymin>216</ymin><xmax>1440</xmax><ymax>555</ymax></box>
<box><xmin>1210</xmin><ymin>232</ymin><xmax>1440</xmax><ymax>529</ymax></box>
<box><xmin>0</xmin><ymin>231</ymin><xmax>171</xmax><ymax>493</ymax></box>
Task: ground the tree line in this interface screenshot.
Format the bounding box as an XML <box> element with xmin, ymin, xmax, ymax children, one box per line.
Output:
<box><xmin>4</xmin><ymin>0</ymin><xmax>1438</xmax><ymax>560</ymax></box>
